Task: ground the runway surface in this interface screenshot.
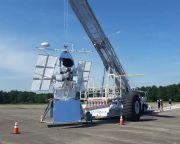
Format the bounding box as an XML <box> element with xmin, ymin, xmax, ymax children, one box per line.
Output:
<box><xmin>0</xmin><ymin>104</ymin><xmax>180</xmax><ymax>144</ymax></box>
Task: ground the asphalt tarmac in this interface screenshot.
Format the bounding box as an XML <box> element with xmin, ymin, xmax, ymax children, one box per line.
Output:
<box><xmin>0</xmin><ymin>104</ymin><xmax>180</xmax><ymax>144</ymax></box>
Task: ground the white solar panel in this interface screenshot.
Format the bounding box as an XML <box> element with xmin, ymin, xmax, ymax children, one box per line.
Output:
<box><xmin>77</xmin><ymin>61</ymin><xmax>91</xmax><ymax>91</ymax></box>
<box><xmin>84</xmin><ymin>61</ymin><xmax>91</xmax><ymax>71</ymax></box>
<box><xmin>34</xmin><ymin>67</ymin><xmax>44</xmax><ymax>78</ymax></box>
<box><xmin>44</xmin><ymin>68</ymin><xmax>54</xmax><ymax>78</ymax></box>
<box><xmin>83</xmin><ymin>72</ymin><xmax>90</xmax><ymax>81</ymax></box>
<box><xmin>31</xmin><ymin>54</ymin><xmax>57</xmax><ymax>91</ymax></box>
<box><xmin>47</xmin><ymin>56</ymin><xmax>57</xmax><ymax>67</ymax></box>
<box><xmin>36</xmin><ymin>54</ymin><xmax>48</xmax><ymax>66</ymax></box>
<box><xmin>78</xmin><ymin>81</ymin><xmax>88</xmax><ymax>91</ymax></box>
<box><xmin>77</xmin><ymin>61</ymin><xmax>85</xmax><ymax>72</ymax></box>
<box><xmin>41</xmin><ymin>80</ymin><xmax>51</xmax><ymax>91</ymax></box>
<box><xmin>31</xmin><ymin>80</ymin><xmax>41</xmax><ymax>91</ymax></box>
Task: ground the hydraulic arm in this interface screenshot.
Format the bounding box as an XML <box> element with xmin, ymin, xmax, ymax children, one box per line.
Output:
<box><xmin>68</xmin><ymin>0</ymin><xmax>132</xmax><ymax>94</ymax></box>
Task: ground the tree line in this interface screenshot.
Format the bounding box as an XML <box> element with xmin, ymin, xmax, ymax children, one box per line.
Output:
<box><xmin>138</xmin><ymin>83</ymin><xmax>180</xmax><ymax>102</ymax></box>
<box><xmin>0</xmin><ymin>83</ymin><xmax>180</xmax><ymax>104</ymax></box>
<box><xmin>0</xmin><ymin>90</ymin><xmax>52</xmax><ymax>104</ymax></box>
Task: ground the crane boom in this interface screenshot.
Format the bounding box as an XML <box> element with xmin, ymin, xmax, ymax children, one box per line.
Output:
<box><xmin>68</xmin><ymin>0</ymin><xmax>131</xmax><ymax>94</ymax></box>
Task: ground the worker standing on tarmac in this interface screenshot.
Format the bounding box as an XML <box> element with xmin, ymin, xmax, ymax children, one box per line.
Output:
<box><xmin>85</xmin><ymin>111</ymin><xmax>93</xmax><ymax>125</ymax></box>
<box><xmin>157</xmin><ymin>99</ymin><xmax>160</xmax><ymax>112</ymax></box>
<box><xmin>169</xmin><ymin>98</ymin><xmax>172</xmax><ymax>109</ymax></box>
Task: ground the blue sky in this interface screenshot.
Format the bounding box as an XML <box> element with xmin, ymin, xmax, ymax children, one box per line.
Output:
<box><xmin>0</xmin><ymin>0</ymin><xmax>180</xmax><ymax>91</ymax></box>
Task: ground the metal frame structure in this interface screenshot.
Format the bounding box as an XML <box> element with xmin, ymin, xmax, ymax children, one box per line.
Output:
<box><xmin>68</xmin><ymin>0</ymin><xmax>131</xmax><ymax>95</ymax></box>
<box><xmin>68</xmin><ymin>0</ymin><xmax>147</xmax><ymax>121</ymax></box>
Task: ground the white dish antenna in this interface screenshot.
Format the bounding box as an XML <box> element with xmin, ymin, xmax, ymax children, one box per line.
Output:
<box><xmin>40</xmin><ymin>42</ymin><xmax>50</xmax><ymax>48</ymax></box>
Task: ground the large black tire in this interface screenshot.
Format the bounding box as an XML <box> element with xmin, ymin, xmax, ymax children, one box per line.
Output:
<box><xmin>123</xmin><ymin>95</ymin><xmax>141</xmax><ymax>121</ymax></box>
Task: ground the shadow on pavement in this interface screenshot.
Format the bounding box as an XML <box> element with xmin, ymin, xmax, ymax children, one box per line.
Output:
<box><xmin>145</xmin><ymin>110</ymin><xmax>176</xmax><ymax>118</ymax></box>
<box><xmin>47</xmin><ymin>111</ymin><xmax>177</xmax><ymax>128</ymax></box>
<box><xmin>150</xmin><ymin>114</ymin><xmax>176</xmax><ymax>118</ymax></box>
<box><xmin>47</xmin><ymin>117</ymin><xmax>120</xmax><ymax>128</ymax></box>
<box><xmin>138</xmin><ymin>118</ymin><xmax>157</xmax><ymax>122</ymax></box>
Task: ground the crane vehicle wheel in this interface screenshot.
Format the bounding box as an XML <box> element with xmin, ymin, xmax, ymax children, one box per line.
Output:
<box><xmin>123</xmin><ymin>95</ymin><xmax>141</xmax><ymax>121</ymax></box>
<box><xmin>132</xmin><ymin>96</ymin><xmax>141</xmax><ymax>121</ymax></box>
<box><xmin>141</xmin><ymin>103</ymin><xmax>148</xmax><ymax>115</ymax></box>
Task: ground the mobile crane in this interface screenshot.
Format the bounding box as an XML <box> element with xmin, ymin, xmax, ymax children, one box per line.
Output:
<box><xmin>68</xmin><ymin>0</ymin><xmax>147</xmax><ymax>121</ymax></box>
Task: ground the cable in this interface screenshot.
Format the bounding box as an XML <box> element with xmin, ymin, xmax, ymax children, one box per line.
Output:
<box><xmin>64</xmin><ymin>0</ymin><xmax>66</xmax><ymax>42</ymax></box>
<box><xmin>66</xmin><ymin>0</ymin><xmax>69</xmax><ymax>43</ymax></box>
<box><xmin>64</xmin><ymin>0</ymin><xmax>69</xmax><ymax>45</ymax></box>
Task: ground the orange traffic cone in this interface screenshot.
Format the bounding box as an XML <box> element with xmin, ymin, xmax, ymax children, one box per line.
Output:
<box><xmin>119</xmin><ymin>115</ymin><xmax>124</xmax><ymax>125</ymax></box>
<box><xmin>12</xmin><ymin>121</ymin><xmax>20</xmax><ymax>134</ymax></box>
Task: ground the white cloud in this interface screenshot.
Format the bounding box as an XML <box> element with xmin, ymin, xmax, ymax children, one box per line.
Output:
<box><xmin>0</xmin><ymin>34</ymin><xmax>37</xmax><ymax>88</ymax></box>
<box><xmin>0</xmin><ymin>45</ymin><xmax>36</xmax><ymax>75</ymax></box>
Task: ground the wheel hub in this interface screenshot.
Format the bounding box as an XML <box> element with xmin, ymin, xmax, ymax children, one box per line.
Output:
<box><xmin>135</xmin><ymin>101</ymin><xmax>140</xmax><ymax>114</ymax></box>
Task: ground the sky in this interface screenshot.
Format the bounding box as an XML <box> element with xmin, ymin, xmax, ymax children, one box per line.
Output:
<box><xmin>0</xmin><ymin>0</ymin><xmax>180</xmax><ymax>91</ymax></box>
